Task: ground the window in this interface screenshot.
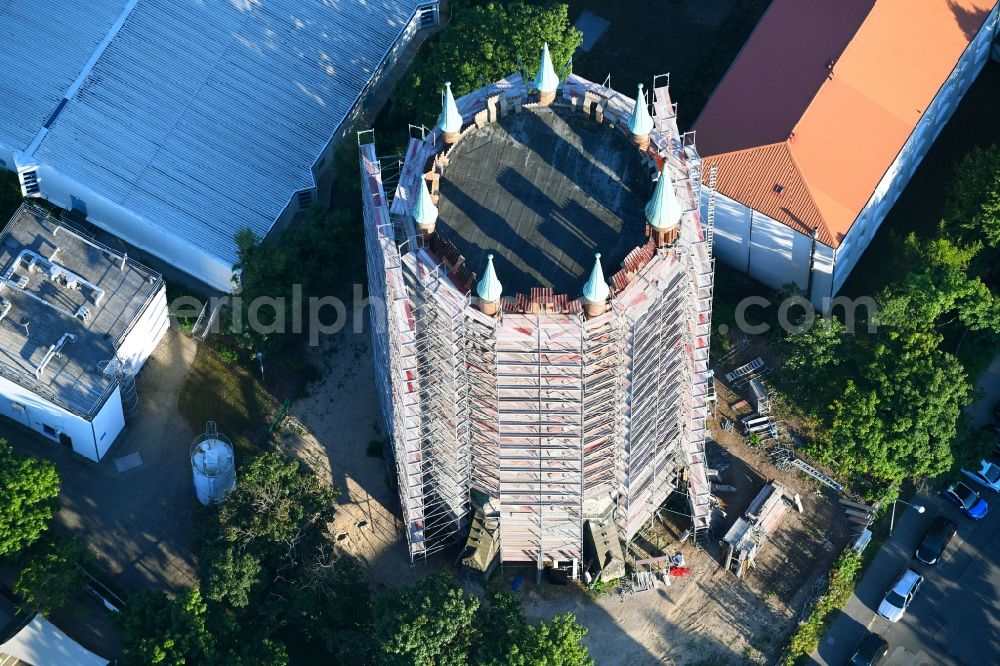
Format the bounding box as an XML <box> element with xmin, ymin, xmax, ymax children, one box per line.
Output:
<box><xmin>297</xmin><ymin>189</ymin><xmax>313</xmax><ymax>210</ymax></box>
<box><xmin>418</xmin><ymin>3</ymin><xmax>438</xmax><ymax>28</ymax></box>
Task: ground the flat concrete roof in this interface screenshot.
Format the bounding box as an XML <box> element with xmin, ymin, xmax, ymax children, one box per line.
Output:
<box><xmin>0</xmin><ymin>205</ymin><xmax>162</xmax><ymax>417</ymax></box>
<box><xmin>436</xmin><ymin>106</ymin><xmax>650</xmax><ymax>297</ymax></box>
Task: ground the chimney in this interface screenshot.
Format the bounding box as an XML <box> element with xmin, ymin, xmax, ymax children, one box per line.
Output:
<box><xmin>476</xmin><ymin>254</ymin><xmax>503</xmax><ymax>316</ymax></box>
<box><xmin>628</xmin><ymin>84</ymin><xmax>654</xmax><ymax>150</ymax></box>
<box><xmin>438</xmin><ymin>82</ymin><xmax>463</xmax><ymax>145</ymax></box>
<box><xmin>581</xmin><ymin>253</ymin><xmax>610</xmax><ymax>319</ymax></box>
<box><xmin>533</xmin><ymin>42</ymin><xmax>560</xmax><ymax>106</ymax></box>
<box><xmin>645</xmin><ymin>163</ymin><xmax>683</xmax><ymax>247</ymax></box>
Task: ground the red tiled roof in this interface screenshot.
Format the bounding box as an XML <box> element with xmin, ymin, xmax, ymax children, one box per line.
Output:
<box><xmin>694</xmin><ymin>0</ymin><xmax>997</xmax><ymax>248</ymax></box>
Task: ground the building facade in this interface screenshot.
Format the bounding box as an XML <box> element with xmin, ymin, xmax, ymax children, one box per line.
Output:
<box><xmin>0</xmin><ymin>0</ymin><xmax>439</xmax><ymax>292</ymax></box>
<box><xmin>694</xmin><ymin>0</ymin><xmax>1000</xmax><ymax>308</ymax></box>
<box><xmin>361</xmin><ymin>55</ymin><xmax>715</xmax><ymax>570</ymax></box>
<box><xmin>0</xmin><ymin>204</ymin><xmax>167</xmax><ymax>461</ymax></box>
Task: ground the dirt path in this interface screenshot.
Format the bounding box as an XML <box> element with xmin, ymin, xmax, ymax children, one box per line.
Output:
<box><xmin>277</xmin><ymin>319</ymin><xmax>434</xmax><ymax>591</ymax></box>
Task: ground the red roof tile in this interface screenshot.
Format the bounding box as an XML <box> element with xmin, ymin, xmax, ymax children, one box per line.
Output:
<box><xmin>694</xmin><ymin>0</ymin><xmax>997</xmax><ymax>248</ymax></box>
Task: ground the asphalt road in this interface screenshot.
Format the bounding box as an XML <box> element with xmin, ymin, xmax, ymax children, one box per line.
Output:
<box><xmin>811</xmin><ymin>356</ymin><xmax>1000</xmax><ymax>666</ymax></box>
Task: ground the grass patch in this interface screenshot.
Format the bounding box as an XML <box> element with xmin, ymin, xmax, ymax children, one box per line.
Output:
<box><xmin>178</xmin><ymin>345</ymin><xmax>278</xmax><ymax>459</ymax></box>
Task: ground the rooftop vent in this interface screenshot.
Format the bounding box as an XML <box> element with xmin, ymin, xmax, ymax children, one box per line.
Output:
<box><xmin>773</xmin><ymin>184</ymin><xmax>785</xmax><ymax>195</ymax></box>
<box><xmin>75</xmin><ymin>305</ymin><xmax>91</xmax><ymax>322</ymax></box>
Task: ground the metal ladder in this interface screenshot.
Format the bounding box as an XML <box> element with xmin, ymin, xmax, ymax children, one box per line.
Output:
<box><xmin>705</xmin><ymin>164</ymin><xmax>717</xmax><ymax>256</ymax></box>
<box><xmin>790</xmin><ymin>458</ymin><xmax>844</xmax><ymax>494</ymax></box>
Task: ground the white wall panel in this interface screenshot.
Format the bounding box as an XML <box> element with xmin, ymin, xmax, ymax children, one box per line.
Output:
<box><xmin>709</xmin><ymin>192</ymin><xmax>751</xmax><ymax>271</ymax></box>
<box><xmin>0</xmin><ymin>373</ymin><xmax>122</xmax><ymax>461</ymax></box>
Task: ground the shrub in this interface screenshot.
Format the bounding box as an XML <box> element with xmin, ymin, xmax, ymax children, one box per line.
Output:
<box><xmin>783</xmin><ymin>549</ymin><xmax>863</xmax><ymax>665</ymax></box>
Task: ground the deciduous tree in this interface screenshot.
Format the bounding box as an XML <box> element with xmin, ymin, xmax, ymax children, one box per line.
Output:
<box><xmin>387</xmin><ymin>1</ymin><xmax>582</xmax><ymax>131</ymax></box>
<box><xmin>0</xmin><ymin>439</ymin><xmax>60</xmax><ymax>557</ymax></box>
<box><xmin>14</xmin><ymin>537</ymin><xmax>87</xmax><ymax>615</ymax></box>
<box><xmin>375</xmin><ymin>573</ymin><xmax>479</xmax><ymax>666</ymax></box>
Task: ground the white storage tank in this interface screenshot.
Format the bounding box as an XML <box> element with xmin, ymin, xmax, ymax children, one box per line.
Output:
<box><xmin>190</xmin><ymin>421</ymin><xmax>236</xmax><ymax>505</ymax></box>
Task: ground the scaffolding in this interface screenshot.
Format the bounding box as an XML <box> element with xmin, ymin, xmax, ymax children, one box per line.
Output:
<box><xmin>360</xmin><ymin>72</ymin><xmax>715</xmax><ymax>565</ymax></box>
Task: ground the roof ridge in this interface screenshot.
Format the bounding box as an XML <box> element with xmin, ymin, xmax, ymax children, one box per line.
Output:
<box><xmin>786</xmin><ymin>1</ymin><xmax>879</xmax><ymax>140</ymax></box>
<box><xmin>781</xmin><ymin>140</ymin><xmax>834</xmax><ymax>244</ymax></box>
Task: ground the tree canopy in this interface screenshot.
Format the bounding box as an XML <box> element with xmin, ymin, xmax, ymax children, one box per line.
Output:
<box><xmin>14</xmin><ymin>537</ymin><xmax>88</xmax><ymax>616</ymax></box>
<box><xmin>0</xmin><ymin>439</ymin><xmax>60</xmax><ymax>557</ymax></box>
<box><xmin>375</xmin><ymin>575</ymin><xmax>593</xmax><ymax>666</ymax></box>
<box><xmin>782</xmin><ymin>144</ymin><xmax>1000</xmax><ymax>490</ymax></box>
<box><xmin>116</xmin><ymin>588</ymin><xmax>287</xmax><ymax>666</ymax></box>
<box><xmin>385</xmin><ymin>1</ymin><xmax>582</xmax><ymax>132</ymax></box>
<box><xmin>943</xmin><ymin>145</ymin><xmax>1000</xmax><ymax>251</ymax></box>
<box><xmin>121</xmin><ymin>451</ymin><xmax>369</xmax><ymax>664</ymax></box>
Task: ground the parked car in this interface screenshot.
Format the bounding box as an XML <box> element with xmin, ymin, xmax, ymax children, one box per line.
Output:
<box><xmin>942</xmin><ymin>482</ymin><xmax>989</xmax><ymax>519</ymax></box>
<box><xmin>962</xmin><ymin>457</ymin><xmax>1000</xmax><ymax>492</ymax></box>
<box><xmin>914</xmin><ymin>516</ymin><xmax>957</xmax><ymax>565</ymax></box>
<box><xmin>878</xmin><ymin>569</ymin><xmax>923</xmax><ymax>622</ymax></box>
<box><xmin>850</xmin><ymin>631</ymin><xmax>889</xmax><ymax>666</ymax></box>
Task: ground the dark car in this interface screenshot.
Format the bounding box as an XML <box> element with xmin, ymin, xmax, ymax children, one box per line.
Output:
<box><xmin>943</xmin><ymin>482</ymin><xmax>989</xmax><ymax>520</ymax></box>
<box><xmin>914</xmin><ymin>516</ymin><xmax>957</xmax><ymax>565</ymax></box>
<box><xmin>850</xmin><ymin>631</ymin><xmax>888</xmax><ymax>666</ymax></box>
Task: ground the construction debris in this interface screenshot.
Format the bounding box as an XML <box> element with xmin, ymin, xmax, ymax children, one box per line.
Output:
<box><xmin>722</xmin><ymin>481</ymin><xmax>793</xmax><ymax>578</ymax></box>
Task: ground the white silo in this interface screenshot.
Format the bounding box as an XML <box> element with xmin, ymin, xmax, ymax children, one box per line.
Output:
<box><xmin>190</xmin><ymin>421</ymin><xmax>236</xmax><ymax>505</ymax></box>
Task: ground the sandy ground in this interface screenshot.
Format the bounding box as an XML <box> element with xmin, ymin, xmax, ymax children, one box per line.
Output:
<box><xmin>519</xmin><ymin>546</ymin><xmax>792</xmax><ymax>665</ymax></box>
<box><xmin>272</xmin><ymin>317</ymin><xmax>853</xmax><ymax>665</ymax></box>
<box><xmin>276</xmin><ymin>311</ymin><xmax>435</xmax><ymax>593</ymax></box>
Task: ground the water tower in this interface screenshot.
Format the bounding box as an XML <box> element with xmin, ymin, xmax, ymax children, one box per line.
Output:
<box><xmin>190</xmin><ymin>421</ymin><xmax>236</xmax><ymax>505</ymax></box>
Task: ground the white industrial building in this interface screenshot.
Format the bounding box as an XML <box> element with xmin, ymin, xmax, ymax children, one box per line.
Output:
<box><xmin>0</xmin><ymin>204</ymin><xmax>168</xmax><ymax>461</ymax></box>
<box><xmin>0</xmin><ymin>0</ymin><xmax>439</xmax><ymax>292</ymax></box>
<box><xmin>694</xmin><ymin>0</ymin><xmax>1000</xmax><ymax>308</ymax></box>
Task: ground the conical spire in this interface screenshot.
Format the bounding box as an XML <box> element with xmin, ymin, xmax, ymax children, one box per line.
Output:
<box><xmin>627</xmin><ymin>84</ymin><xmax>654</xmax><ymax>137</ymax></box>
<box><xmin>645</xmin><ymin>163</ymin><xmax>683</xmax><ymax>230</ymax></box>
<box><xmin>437</xmin><ymin>82</ymin><xmax>463</xmax><ymax>135</ymax></box>
<box><xmin>477</xmin><ymin>254</ymin><xmax>503</xmax><ymax>303</ymax></box>
<box><xmin>533</xmin><ymin>42</ymin><xmax>560</xmax><ymax>94</ymax></box>
<box><xmin>582</xmin><ymin>253</ymin><xmax>610</xmax><ymax>304</ymax></box>
<box><xmin>412</xmin><ymin>178</ymin><xmax>438</xmax><ymax>229</ymax></box>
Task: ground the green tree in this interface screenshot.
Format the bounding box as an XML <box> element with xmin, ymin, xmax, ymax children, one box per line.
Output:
<box><xmin>14</xmin><ymin>537</ymin><xmax>87</xmax><ymax>615</ymax></box>
<box><xmin>387</xmin><ymin>1</ymin><xmax>582</xmax><ymax>130</ymax></box>
<box><xmin>117</xmin><ymin>589</ymin><xmax>216</xmax><ymax>666</ymax></box>
<box><xmin>510</xmin><ymin>613</ymin><xmax>593</xmax><ymax>666</ymax></box>
<box><xmin>116</xmin><ymin>588</ymin><xmax>287</xmax><ymax>666</ymax></box>
<box><xmin>377</xmin><ymin>579</ymin><xmax>593</xmax><ymax>666</ymax></box>
<box><xmin>476</xmin><ymin>590</ymin><xmax>592</xmax><ymax>666</ymax></box>
<box><xmin>0</xmin><ymin>439</ymin><xmax>60</xmax><ymax>557</ymax></box>
<box><xmin>198</xmin><ymin>452</ymin><xmax>338</xmax><ymax>609</ymax></box>
<box><xmin>943</xmin><ymin>144</ymin><xmax>1000</xmax><ymax>248</ymax></box>
<box><xmin>375</xmin><ymin>573</ymin><xmax>479</xmax><ymax>666</ymax></box>
<box><xmin>195</xmin><ymin>451</ymin><xmax>368</xmax><ymax>663</ymax></box>
<box><xmin>876</xmin><ymin>235</ymin><xmax>1000</xmax><ymax>334</ymax></box>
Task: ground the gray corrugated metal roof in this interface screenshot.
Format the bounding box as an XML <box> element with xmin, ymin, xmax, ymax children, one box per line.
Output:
<box><xmin>8</xmin><ymin>0</ymin><xmax>423</xmax><ymax>266</ymax></box>
<box><xmin>0</xmin><ymin>0</ymin><xmax>125</xmax><ymax>153</ymax></box>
